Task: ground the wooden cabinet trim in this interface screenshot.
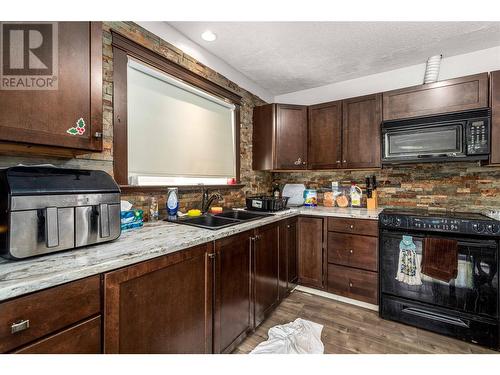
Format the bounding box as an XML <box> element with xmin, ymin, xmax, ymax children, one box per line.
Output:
<box><xmin>111</xmin><ymin>31</ymin><xmax>242</xmax><ymax>185</ymax></box>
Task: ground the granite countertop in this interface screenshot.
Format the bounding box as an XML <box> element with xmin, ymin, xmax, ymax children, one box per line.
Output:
<box><xmin>0</xmin><ymin>206</ymin><xmax>380</xmax><ymax>302</ymax></box>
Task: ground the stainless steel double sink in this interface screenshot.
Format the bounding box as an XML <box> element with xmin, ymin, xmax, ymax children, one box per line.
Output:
<box><xmin>167</xmin><ymin>210</ymin><xmax>269</xmax><ymax>230</ymax></box>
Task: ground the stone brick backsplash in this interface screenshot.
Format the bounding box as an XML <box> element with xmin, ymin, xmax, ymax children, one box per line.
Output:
<box><xmin>0</xmin><ymin>22</ymin><xmax>272</xmax><ymax>218</ymax></box>
<box><xmin>272</xmin><ymin>162</ymin><xmax>500</xmax><ymax>213</ymax></box>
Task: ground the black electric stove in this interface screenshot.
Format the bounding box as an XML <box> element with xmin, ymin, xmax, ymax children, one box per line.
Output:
<box><xmin>379</xmin><ymin>208</ymin><xmax>500</xmax><ymax>237</ymax></box>
<box><xmin>379</xmin><ymin>208</ymin><xmax>500</xmax><ymax>350</ymax></box>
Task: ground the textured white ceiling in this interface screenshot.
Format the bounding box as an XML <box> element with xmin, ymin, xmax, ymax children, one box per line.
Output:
<box><xmin>168</xmin><ymin>22</ymin><xmax>500</xmax><ymax>95</ymax></box>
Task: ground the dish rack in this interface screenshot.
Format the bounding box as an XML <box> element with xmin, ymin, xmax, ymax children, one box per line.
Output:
<box><xmin>245</xmin><ymin>196</ymin><xmax>290</xmax><ymax>212</ymax></box>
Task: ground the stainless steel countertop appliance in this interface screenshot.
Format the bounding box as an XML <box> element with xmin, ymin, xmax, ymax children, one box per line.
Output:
<box><xmin>0</xmin><ymin>166</ymin><xmax>121</xmax><ymax>260</ymax></box>
<box><xmin>379</xmin><ymin>208</ymin><xmax>500</xmax><ymax>350</ymax></box>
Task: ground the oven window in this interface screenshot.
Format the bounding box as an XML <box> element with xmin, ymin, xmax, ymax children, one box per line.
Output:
<box><xmin>380</xmin><ymin>232</ymin><xmax>498</xmax><ymax>317</ymax></box>
<box><xmin>385</xmin><ymin>124</ymin><xmax>463</xmax><ymax>158</ymax></box>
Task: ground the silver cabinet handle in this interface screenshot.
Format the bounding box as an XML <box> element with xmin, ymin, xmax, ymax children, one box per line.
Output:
<box><xmin>349</xmin><ymin>225</ymin><xmax>354</xmax><ymax>229</ymax></box>
<box><xmin>349</xmin><ymin>282</ymin><xmax>353</xmax><ymax>288</ymax></box>
<box><xmin>207</xmin><ymin>253</ymin><xmax>216</xmax><ymax>259</ymax></box>
<box><xmin>343</xmin><ymin>160</ymin><xmax>347</xmax><ymax>163</ymax></box>
<box><xmin>349</xmin><ymin>249</ymin><xmax>353</xmax><ymax>254</ymax></box>
<box><xmin>336</xmin><ymin>160</ymin><xmax>341</xmax><ymax>163</ymax></box>
<box><xmin>286</xmin><ymin>225</ymin><xmax>290</xmax><ymax>229</ymax></box>
<box><xmin>302</xmin><ymin>161</ymin><xmax>306</xmax><ymax>165</ymax></box>
<box><xmin>11</xmin><ymin>319</ymin><xmax>30</xmax><ymax>334</ymax></box>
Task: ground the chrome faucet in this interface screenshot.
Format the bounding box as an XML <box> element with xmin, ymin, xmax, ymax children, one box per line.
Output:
<box><xmin>201</xmin><ymin>188</ymin><xmax>223</xmax><ymax>214</ymax></box>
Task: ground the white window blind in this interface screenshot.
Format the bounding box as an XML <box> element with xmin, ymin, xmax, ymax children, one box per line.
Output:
<box><xmin>127</xmin><ymin>58</ymin><xmax>236</xmax><ymax>185</ymax></box>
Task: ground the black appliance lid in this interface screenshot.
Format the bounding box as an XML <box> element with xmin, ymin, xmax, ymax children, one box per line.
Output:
<box><xmin>381</xmin><ymin>208</ymin><xmax>496</xmax><ymax>222</ymax></box>
<box><xmin>0</xmin><ymin>166</ymin><xmax>120</xmax><ymax>196</ymax></box>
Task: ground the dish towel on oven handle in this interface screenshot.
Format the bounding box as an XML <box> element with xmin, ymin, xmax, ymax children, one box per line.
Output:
<box><xmin>396</xmin><ymin>235</ymin><xmax>422</xmax><ymax>285</ymax></box>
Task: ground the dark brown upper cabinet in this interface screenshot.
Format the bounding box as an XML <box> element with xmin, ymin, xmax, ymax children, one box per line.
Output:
<box><xmin>0</xmin><ymin>22</ymin><xmax>103</xmax><ymax>152</ymax></box>
<box><xmin>308</xmin><ymin>101</ymin><xmax>342</xmax><ymax>169</ymax></box>
<box><xmin>383</xmin><ymin>73</ymin><xmax>489</xmax><ymax>121</ymax></box>
<box><xmin>490</xmin><ymin>70</ymin><xmax>500</xmax><ymax>165</ymax></box>
<box><xmin>253</xmin><ymin>104</ymin><xmax>308</xmax><ymax>170</ymax></box>
<box><xmin>342</xmin><ymin>93</ymin><xmax>382</xmax><ymax>169</ymax></box>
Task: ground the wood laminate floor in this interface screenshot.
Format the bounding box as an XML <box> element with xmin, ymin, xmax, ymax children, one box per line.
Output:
<box><xmin>233</xmin><ymin>290</ymin><xmax>497</xmax><ymax>354</ymax></box>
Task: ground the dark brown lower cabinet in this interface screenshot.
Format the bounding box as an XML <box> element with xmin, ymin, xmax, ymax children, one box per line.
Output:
<box><xmin>327</xmin><ymin>264</ymin><xmax>378</xmax><ymax>305</ymax></box>
<box><xmin>298</xmin><ymin>216</ymin><xmax>325</xmax><ymax>289</ymax></box>
<box><xmin>14</xmin><ymin>316</ymin><xmax>101</xmax><ymax>354</ymax></box>
<box><xmin>279</xmin><ymin>217</ymin><xmax>298</xmax><ymax>299</ymax></box>
<box><xmin>327</xmin><ymin>218</ymin><xmax>379</xmax><ymax>305</ymax></box>
<box><xmin>213</xmin><ymin>231</ymin><xmax>253</xmax><ymax>354</ymax></box>
<box><xmin>253</xmin><ymin>222</ymin><xmax>280</xmax><ymax>327</ymax></box>
<box><xmin>0</xmin><ymin>275</ymin><xmax>101</xmax><ymax>353</ymax></box>
<box><xmin>103</xmin><ymin>243</ymin><xmax>213</xmax><ymax>354</ymax></box>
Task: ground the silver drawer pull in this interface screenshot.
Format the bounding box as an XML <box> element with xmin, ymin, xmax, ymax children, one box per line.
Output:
<box><xmin>11</xmin><ymin>319</ymin><xmax>30</xmax><ymax>334</ymax></box>
<box><xmin>349</xmin><ymin>225</ymin><xmax>354</xmax><ymax>229</ymax></box>
<box><xmin>349</xmin><ymin>249</ymin><xmax>353</xmax><ymax>254</ymax></box>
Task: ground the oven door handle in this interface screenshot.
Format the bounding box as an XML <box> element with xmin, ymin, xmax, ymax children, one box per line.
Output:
<box><xmin>402</xmin><ymin>307</ymin><xmax>470</xmax><ymax>328</ymax></box>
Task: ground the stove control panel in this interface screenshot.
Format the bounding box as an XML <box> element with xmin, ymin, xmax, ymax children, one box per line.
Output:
<box><xmin>379</xmin><ymin>212</ymin><xmax>500</xmax><ymax>237</ymax></box>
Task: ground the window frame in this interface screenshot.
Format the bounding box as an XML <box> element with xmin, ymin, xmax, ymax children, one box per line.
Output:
<box><xmin>111</xmin><ymin>31</ymin><xmax>242</xmax><ymax>189</ymax></box>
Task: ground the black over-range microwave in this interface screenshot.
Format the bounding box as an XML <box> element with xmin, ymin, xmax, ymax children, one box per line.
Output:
<box><xmin>381</xmin><ymin>109</ymin><xmax>491</xmax><ymax>164</ymax></box>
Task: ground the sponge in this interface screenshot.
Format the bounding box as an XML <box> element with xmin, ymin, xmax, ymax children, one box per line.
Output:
<box><xmin>187</xmin><ymin>209</ymin><xmax>202</xmax><ymax>217</ymax></box>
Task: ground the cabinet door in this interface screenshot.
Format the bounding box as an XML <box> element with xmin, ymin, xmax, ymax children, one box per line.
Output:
<box><xmin>383</xmin><ymin>73</ymin><xmax>489</xmax><ymax>121</ymax></box>
<box><xmin>214</xmin><ymin>231</ymin><xmax>252</xmax><ymax>354</ymax></box>
<box><xmin>490</xmin><ymin>70</ymin><xmax>500</xmax><ymax>165</ymax></box>
<box><xmin>254</xmin><ymin>223</ymin><xmax>279</xmax><ymax>327</ymax></box>
<box><xmin>275</xmin><ymin>104</ymin><xmax>308</xmax><ymax>169</ymax></box>
<box><xmin>298</xmin><ymin>216</ymin><xmax>325</xmax><ymax>289</ymax></box>
<box><xmin>0</xmin><ymin>22</ymin><xmax>102</xmax><ymax>151</ymax></box>
<box><xmin>287</xmin><ymin>218</ymin><xmax>299</xmax><ymax>286</ymax></box>
<box><xmin>342</xmin><ymin>94</ymin><xmax>382</xmax><ymax>169</ymax></box>
<box><xmin>308</xmin><ymin>101</ymin><xmax>342</xmax><ymax>169</ymax></box>
<box><xmin>104</xmin><ymin>244</ymin><xmax>213</xmax><ymax>354</ymax></box>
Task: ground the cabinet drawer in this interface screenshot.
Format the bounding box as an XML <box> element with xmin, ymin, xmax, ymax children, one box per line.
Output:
<box><xmin>327</xmin><ymin>264</ymin><xmax>378</xmax><ymax>305</ymax></box>
<box><xmin>14</xmin><ymin>316</ymin><xmax>101</xmax><ymax>354</ymax></box>
<box><xmin>0</xmin><ymin>275</ymin><xmax>100</xmax><ymax>353</ymax></box>
<box><xmin>327</xmin><ymin>217</ymin><xmax>378</xmax><ymax>236</ymax></box>
<box><xmin>327</xmin><ymin>232</ymin><xmax>378</xmax><ymax>271</ymax></box>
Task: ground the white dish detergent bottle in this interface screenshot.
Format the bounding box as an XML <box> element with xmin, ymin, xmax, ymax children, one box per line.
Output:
<box><xmin>167</xmin><ymin>188</ymin><xmax>179</xmax><ymax>216</ymax></box>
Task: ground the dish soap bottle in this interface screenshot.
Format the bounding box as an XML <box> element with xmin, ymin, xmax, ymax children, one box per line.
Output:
<box><xmin>349</xmin><ymin>183</ymin><xmax>362</xmax><ymax>207</ymax></box>
<box><xmin>166</xmin><ymin>188</ymin><xmax>179</xmax><ymax>216</ymax></box>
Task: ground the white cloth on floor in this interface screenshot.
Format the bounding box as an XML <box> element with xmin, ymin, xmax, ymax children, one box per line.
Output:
<box><xmin>250</xmin><ymin>318</ymin><xmax>324</xmax><ymax>354</ymax></box>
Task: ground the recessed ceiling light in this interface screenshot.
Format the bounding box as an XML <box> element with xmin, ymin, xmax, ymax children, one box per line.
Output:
<box><xmin>201</xmin><ymin>30</ymin><xmax>217</xmax><ymax>42</ymax></box>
